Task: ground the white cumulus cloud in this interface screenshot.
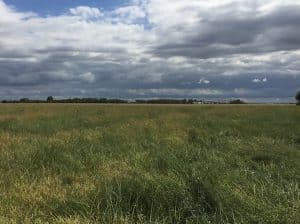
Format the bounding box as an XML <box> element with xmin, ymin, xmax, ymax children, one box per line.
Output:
<box><xmin>70</xmin><ymin>6</ymin><xmax>103</xmax><ymax>19</ymax></box>
<box><xmin>113</xmin><ymin>5</ymin><xmax>146</xmax><ymax>23</ymax></box>
<box><xmin>198</xmin><ymin>79</ymin><xmax>211</xmax><ymax>84</ymax></box>
<box><xmin>252</xmin><ymin>78</ymin><xmax>261</xmax><ymax>83</ymax></box>
<box><xmin>79</xmin><ymin>72</ymin><xmax>96</xmax><ymax>83</ymax></box>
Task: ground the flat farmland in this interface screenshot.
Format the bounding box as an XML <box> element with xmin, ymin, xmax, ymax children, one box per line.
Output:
<box><xmin>0</xmin><ymin>104</ymin><xmax>299</xmax><ymax>223</ymax></box>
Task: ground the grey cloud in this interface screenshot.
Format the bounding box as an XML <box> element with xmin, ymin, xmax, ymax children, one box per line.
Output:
<box><xmin>151</xmin><ymin>4</ymin><xmax>300</xmax><ymax>58</ymax></box>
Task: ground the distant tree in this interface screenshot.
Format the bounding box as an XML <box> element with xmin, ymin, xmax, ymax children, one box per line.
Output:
<box><xmin>20</xmin><ymin>98</ymin><xmax>30</xmax><ymax>103</ymax></box>
<box><xmin>47</xmin><ymin>96</ymin><xmax>54</xmax><ymax>103</ymax></box>
<box><xmin>187</xmin><ymin>99</ymin><xmax>196</xmax><ymax>104</ymax></box>
<box><xmin>229</xmin><ymin>99</ymin><xmax>246</xmax><ymax>104</ymax></box>
<box><xmin>296</xmin><ymin>91</ymin><xmax>300</xmax><ymax>105</ymax></box>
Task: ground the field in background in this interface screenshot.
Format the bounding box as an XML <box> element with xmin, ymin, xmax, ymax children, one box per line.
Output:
<box><xmin>0</xmin><ymin>104</ymin><xmax>299</xmax><ymax>223</ymax></box>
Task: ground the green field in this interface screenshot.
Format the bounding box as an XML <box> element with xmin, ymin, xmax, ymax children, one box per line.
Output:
<box><xmin>0</xmin><ymin>104</ymin><xmax>299</xmax><ymax>223</ymax></box>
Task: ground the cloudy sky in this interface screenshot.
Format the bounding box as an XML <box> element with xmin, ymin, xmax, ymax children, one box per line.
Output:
<box><xmin>0</xmin><ymin>0</ymin><xmax>299</xmax><ymax>102</ymax></box>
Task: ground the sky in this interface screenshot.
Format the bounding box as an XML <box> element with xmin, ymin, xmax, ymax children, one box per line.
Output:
<box><xmin>0</xmin><ymin>0</ymin><xmax>300</xmax><ymax>102</ymax></box>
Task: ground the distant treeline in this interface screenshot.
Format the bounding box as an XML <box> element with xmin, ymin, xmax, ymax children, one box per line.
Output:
<box><xmin>1</xmin><ymin>97</ymin><xmax>247</xmax><ymax>104</ymax></box>
<box><xmin>135</xmin><ymin>99</ymin><xmax>196</xmax><ymax>104</ymax></box>
<box><xmin>1</xmin><ymin>98</ymin><xmax>128</xmax><ymax>104</ymax></box>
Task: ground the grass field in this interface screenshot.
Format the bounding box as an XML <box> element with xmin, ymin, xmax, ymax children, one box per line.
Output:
<box><xmin>0</xmin><ymin>104</ymin><xmax>299</xmax><ymax>223</ymax></box>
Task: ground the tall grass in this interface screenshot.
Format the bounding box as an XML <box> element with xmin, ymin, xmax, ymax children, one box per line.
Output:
<box><xmin>0</xmin><ymin>104</ymin><xmax>299</xmax><ymax>223</ymax></box>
